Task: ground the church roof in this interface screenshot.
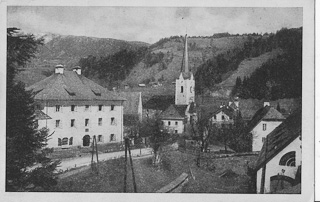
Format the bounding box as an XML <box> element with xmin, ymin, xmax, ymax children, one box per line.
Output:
<box><xmin>143</xmin><ymin>95</ymin><xmax>175</xmax><ymax>111</ymax></box>
<box><xmin>255</xmin><ymin>109</ymin><xmax>301</xmax><ymax>170</ymax></box>
<box><xmin>160</xmin><ymin>104</ymin><xmax>187</xmax><ymax>120</ymax></box>
<box><xmin>26</xmin><ymin>70</ymin><xmax>126</xmax><ymax>102</ymax></box>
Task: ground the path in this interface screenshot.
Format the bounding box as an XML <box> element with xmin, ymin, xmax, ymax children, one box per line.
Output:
<box><xmin>57</xmin><ymin>148</ymin><xmax>153</xmax><ymax>172</ymax></box>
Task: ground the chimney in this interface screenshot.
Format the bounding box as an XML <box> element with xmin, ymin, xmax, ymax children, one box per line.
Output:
<box><xmin>73</xmin><ymin>66</ymin><xmax>81</xmax><ymax>75</ymax></box>
<box><xmin>264</xmin><ymin>102</ymin><xmax>270</xmax><ymax>107</ymax></box>
<box><xmin>55</xmin><ymin>64</ymin><xmax>64</xmax><ymax>74</ymax></box>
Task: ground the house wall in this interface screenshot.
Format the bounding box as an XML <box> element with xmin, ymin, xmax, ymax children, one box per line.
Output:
<box><xmin>256</xmin><ymin>137</ymin><xmax>301</xmax><ymax>193</ymax></box>
<box><xmin>39</xmin><ymin>103</ymin><xmax>123</xmax><ymax>148</ymax></box>
<box><xmin>209</xmin><ymin>111</ymin><xmax>234</xmax><ymax>124</ymax></box>
<box><xmin>162</xmin><ymin>119</ymin><xmax>184</xmax><ymax>134</ymax></box>
<box><xmin>251</xmin><ymin>120</ymin><xmax>283</xmax><ymax>151</ymax></box>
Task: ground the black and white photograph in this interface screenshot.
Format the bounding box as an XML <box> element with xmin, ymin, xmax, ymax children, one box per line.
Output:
<box><xmin>1</xmin><ymin>0</ymin><xmax>316</xmax><ymax>201</ymax></box>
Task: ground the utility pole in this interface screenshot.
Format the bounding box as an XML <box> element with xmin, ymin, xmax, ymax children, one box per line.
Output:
<box><xmin>128</xmin><ymin>138</ymin><xmax>137</xmax><ymax>193</ymax></box>
<box><xmin>91</xmin><ymin>135</ymin><xmax>99</xmax><ymax>174</ymax></box>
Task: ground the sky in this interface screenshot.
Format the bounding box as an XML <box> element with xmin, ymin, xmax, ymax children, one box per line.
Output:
<box><xmin>7</xmin><ymin>7</ymin><xmax>303</xmax><ymax>44</ymax></box>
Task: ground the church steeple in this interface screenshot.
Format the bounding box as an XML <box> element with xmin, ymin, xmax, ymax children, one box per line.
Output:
<box><xmin>175</xmin><ymin>34</ymin><xmax>195</xmax><ymax>105</ymax></box>
<box><xmin>183</xmin><ymin>34</ymin><xmax>189</xmax><ymax>73</ymax></box>
<box><xmin>180</xmin><ymin>34</ymin><xmax>190</xmax><ymax>73</ymax></box>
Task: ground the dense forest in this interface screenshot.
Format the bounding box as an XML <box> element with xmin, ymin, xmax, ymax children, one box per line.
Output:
<box><xmin>231</xmin><ymin>28</ymin><xmax>302</xmax><ymax>99</ymax></box>
<box><xmin>78</xmin><ymin>47</ymin><xmax>148</xmax><ymax>87</ymax></box>
<box><xmin>195</xmin><ymin>27</ymin><xmax>302</xmax><ymax>100</ymax></box>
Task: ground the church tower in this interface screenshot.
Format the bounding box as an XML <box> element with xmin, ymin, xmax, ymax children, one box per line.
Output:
<box><xmin>175</xmin><ymin>34</ymin><xmax>195</xmax><ymax>105</ymax></box>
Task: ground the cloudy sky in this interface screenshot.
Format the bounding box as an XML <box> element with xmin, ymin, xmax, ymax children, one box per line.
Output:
<box><xmin>7</xmin><ymin>7</ymin><xmax>302</xmax><ymax>43</ymax></box>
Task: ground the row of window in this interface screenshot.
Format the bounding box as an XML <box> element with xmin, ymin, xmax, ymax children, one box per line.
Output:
<box><xmin>55</xmin><ymin>117</ymin><xmax>117</xmax><ymax>128</ymax></box>
<box><xmin>55</xmin><ymin>104</ymin><xmax>115</xmax><ymax>112</ymax></box>
<box><xmin>166</xmin><ymin>121</ymin><xmax>179</xmax><ymax>126</ymax></box>
<box><xmin>179</xmin><ymin>86</ymin><xmax>193</xmax><ymax>93</ymax></box>
<box><xmin>57</xmin><ymin>134</ymin><xmax>116</xmax><ymax>146</ymax></box>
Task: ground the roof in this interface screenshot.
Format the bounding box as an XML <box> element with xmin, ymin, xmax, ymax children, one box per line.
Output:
<box><xmin>180</xmin><ymin>72</ymin><xmax>193</xmax><ymax>80</ymax></box>
<box><xmin>26</xmin><ymin>70</ymin><xmax>126</xmax><ymax>101</ymax></box>
<box><xmin>255</xmin><ymin>109</ymin><xmax>301</xmax><ymax>170</ymax></box>
<box><xmin>143</xmin><ymin>95</ymin><xmax>175</xmax><ymax>111</ymax></box>
<box><xmin>116</xmin><ymin>92</ymin><xmax>141</xmax><ymax>115</ymax></box>
<box><xmin>34</xmin><ymin>109</ymin><xmax>51</xmax><ymax>120</ymax></box>
<box><xmin>212</xmin><ymin>106</ymin><xmax>236</xmax><ymax>119</ymax></box>
<box><xmin>160</xmin><ymin>104</ymin><xmax>187</xmax><ymax>120</ymax></box>
<box><xmin>246</xmin><ymin>106</ymin><xmax>285</xmax><ymax>133</ymax></box>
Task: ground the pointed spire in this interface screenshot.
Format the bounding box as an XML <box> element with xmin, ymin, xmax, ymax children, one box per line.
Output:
<box><xmin>184</xmin><ymin>34</ymin><xmax>189</xmax><ymax>73</ymax></box>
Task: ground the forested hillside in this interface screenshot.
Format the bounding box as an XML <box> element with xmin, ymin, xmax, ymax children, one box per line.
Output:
<box><xmin>231</xmin><ymin>28</ymin><xmax>302</xmax><ymax>100</ymax></box>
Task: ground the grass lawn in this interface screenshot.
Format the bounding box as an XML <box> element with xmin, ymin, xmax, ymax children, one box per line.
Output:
<box><xmin>49</xmin><ymin>149</ymin><xmax>257</xmax><ymax>193</ymax></box>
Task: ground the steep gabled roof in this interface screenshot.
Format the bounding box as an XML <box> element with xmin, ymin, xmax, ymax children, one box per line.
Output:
<box><xmin>117</xmin><ymin>92</ymin><xmax>141</xmax><ymax>115</ymax></box>
<box><xmin>34</xmin><ymin>109</ymin><xmax>51</xmax><ymax>120</ymax></box>
<box><xmin>246</xmin><ymin>106</ymin><xmax>285</xmax><ymax>133</ymax></box>
<box><xmin>210</xmin><ymin>106</ymin><xmax>235</xmax><ymax>119</ymax></box>
<box><xmin>160</xmin><ymin>104</ymin><xmax>187</xmax><ymax>120</ymax></box>
<box><xmin>26</xmin><ymin>71</ymin><xmax>126</xmax><ymax>101</ymax></box>
<box><xmin>255</xmin><ymin>109</ymin><xmax>301</xmax><ymax>170</ymax></box>
<box><xmin>143</xmin><ymin>95</ymin><xmax>175</xmax><ymax>111</ymax></box>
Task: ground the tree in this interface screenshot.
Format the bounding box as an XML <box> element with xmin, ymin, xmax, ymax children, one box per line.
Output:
<box><xmin>6</xmin><ymin>28</ymin><xmax>59</xmax><ymax>191</ymax></box>
<box><xmin>139</xmin><ymin>114</ymin><xmax>170</xmax><ymax>167</ymax></box>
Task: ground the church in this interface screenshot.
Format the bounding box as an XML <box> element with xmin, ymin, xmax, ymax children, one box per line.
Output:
<box><xmin>160</xmin><ymin>34</ymin><xmax>197</xmax><ymax>134</ymax></box>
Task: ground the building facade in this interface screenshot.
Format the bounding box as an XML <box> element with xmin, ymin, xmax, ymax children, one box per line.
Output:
<box><xmin>27</xmin><ymin>65</ymin><xmax>125</xmax><ymax>148</ymax></box>
<box><xmin>255</xmin><ymin>110</ymin><xmax>301</xmax><ymax>193</ymax></box>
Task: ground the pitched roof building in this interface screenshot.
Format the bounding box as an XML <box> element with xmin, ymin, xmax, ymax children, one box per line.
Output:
<box><xmin>255</xmin><ymin>109</ymin><xmax>301</xmax><ymax>193</ymax></box>
<box><xmin>246</xmin><ymin>104</ymin><xmax>286</xmax><ymax>151</ymax></box>
<box><xmin>27</xmin><ymin>65</ymin><xmax>126</xmax><ymax>148</ymax></box>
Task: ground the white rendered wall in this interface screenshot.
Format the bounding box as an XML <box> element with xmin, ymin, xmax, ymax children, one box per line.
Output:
<box><xmin>162</xmin><ymin>119</ymin><xmax>184</xmax><ymax>134</ymax></box>
<box><xmin>175</xmin><ymin>75</ymin><xmax>195</xmax><ymax>105</ymax></box>
<box><xmin>256</xmin><ymin>137</ymin><xmax>301</xmax><ymax>193</ymax></box>
<box><xmin>210</xmin><ymin>111</ymin><xmax>234</xmax><ymax>124</ymax></box>
<box><xmin>40</xmin><ymin>104</ymin><xmax>123</xmax><ymax>148</ymax></box>
<box><xmin>252</xmin><ymin>120</ymin><xmax>283</xmax><ymax>151</ymax></box>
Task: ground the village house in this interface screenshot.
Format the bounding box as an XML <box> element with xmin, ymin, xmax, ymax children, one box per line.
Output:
<box><xmin>255</xmin><ymin>109</ymin><xmax>301</xmax><ymax>193</ymax></box>
<box><xmin>27</xmin><ymin>65</ymin><xmax>126</xmax><ymax>148</ymax></box>
<box><xmin>208</xmin><ymin>105</ymin><xmax>236</xmax><ymax>128</ymax></box>
<box><xmin>246</xmin><ymin>102</ymin><xmax>286</xmax><ymax>151</ymax></box>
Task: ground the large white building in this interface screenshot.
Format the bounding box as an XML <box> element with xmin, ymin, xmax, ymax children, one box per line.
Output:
<box><xmin>27</xmin><ymin>65</ymin><xmax>126</xmax><ymax>148</ymax></box>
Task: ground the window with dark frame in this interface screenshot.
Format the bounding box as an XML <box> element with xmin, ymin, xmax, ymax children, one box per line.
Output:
<box><xmin>85</xmin><ymin>119</ymin><xmax>89</xmax><ymax>127</ymax></box>
<box><xmin>181</xmin><ymin>86</ymin><xmax>183</xmax><ymax>93</ymax></box>
<box><xmin>168</xmin><ymin>121</ymin><xmax>171</xmax><ymax>125</ymax></box>
<box><xmin>58</xmin><ymin>138</ymin><xmax>61</xmax><ymax>146</ymax></box>
<box><xmin>175</xmin><ymin>121</ymin><xmax>178</xmax><ymax>125</ymax></box>
<box><xmin>263</xmin><ymin>123</ymin><xmax>267</xmax><ymax>131</ymax></box>
<box><xmin>111</xmin><ymin>105</ymin><xmax>115</xmax><ymax>111</ymax></box>
<box><xmin>85</xmin><ymin>105</ymin><xmax>90</xmax><ymax>111</ymax></box>
<box><xmin>56</xmin><ymin>105</ymin><xmax>61</xmax><ymax>112</ymax></box>
<box><xmin>69</xmin><ymin>137</ymin><xmax>73</xmax><ymax>145</ymax></box>
<box><xmin>62</xmin><ymin>137</ymin><xmax>68</xmax><ymax>145</ymax></box>
<box><xmin>71</xmin><ymin>119</ymin><xmax>75</xmax><ymax>127</ymax></box>
<box><xmin>111</xmin><ymin>117</ymin><xmax>115</xmax><ymax>125</ymax></box>
<box><xmin>56</xmin><ymin>120</ymin><xmax>60</xmax><ymax>128</ymax></box>
<box><xmin>98</xmin><ymin>118</ymin><xmax>102</xmax><ymax>126</ymax></box>
<box><xmin>98</xmin><ymin>135</ymin><xmax>103</xmax><ymax>142</ymax></box>
<box><xmin>71</xmin><ymin>105</ymin><xmax>76</xmax><ymax>111</ymax></box>
<box><xmin>98</xmin><ymin>105</ymin><xmax>103</xmax><ymax>111</ymax></box>
<box><xmin>110</xmin><ymin>134</ymin><xmax>115</xmax><ymax>141</ymax></box>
